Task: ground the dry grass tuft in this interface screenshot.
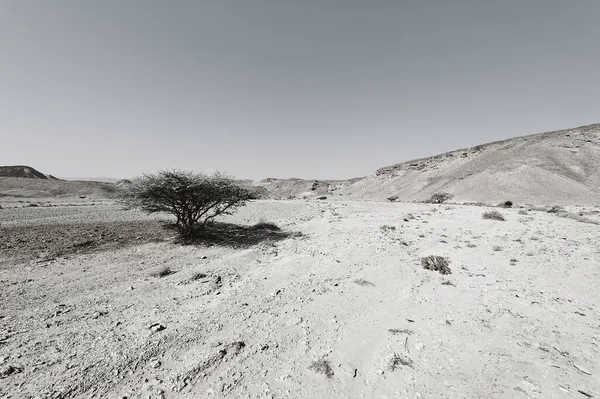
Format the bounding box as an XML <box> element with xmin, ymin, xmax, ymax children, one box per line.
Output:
<box><xmin>309</xmin><ymin>359</ymin><xmax>334</xmax><ymax>378</ymax></box>
<box><xmin>388</xmin><ymin>329</ymin><xmax>413</xmax><ymax>335</ymax></box>
<box><xmin>190</xmin><ymin>272</ymin><xmax>208</xmax><ymax>281</ymax></box>
<box><xmin>421</xmin><ymin>255</ymin><xmax>451</xmax><ymax>275</ymax></box>
<box><xmin>388</xmin><ymin>353</ymin><xmax>413</xmax><ymax>371</ymax></box>
<box><xmin>354</xmin><ymin>278</ymin><xmax>375</xmax><ymax>287</ymax></box>
<box><xmin>150</xmin><ymin>266</ymin><xmax>174</xmax><ymax>278</ymax></box>
<box><xmin>482</xmin><ymin>211</ymin><xmax>505</xmax><ymax>221</ymax></box>
<box><xmin>380</xmin><ymin>225</ymin><xmax>397</xmax><ymax>232</ymax></box>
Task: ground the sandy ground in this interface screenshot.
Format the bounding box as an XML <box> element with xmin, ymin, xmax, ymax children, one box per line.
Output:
<box><xmin>1</xmin><ymin>199</ymin><xmax>599</xmax><ymax>398</ymax></box>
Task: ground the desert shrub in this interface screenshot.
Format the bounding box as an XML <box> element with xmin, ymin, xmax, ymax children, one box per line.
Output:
<box><xmin>518</xmin><ymin>210</ymin><xmax>528</xmax><ymax>215</ymax></box>
<box><xmin>499</xmin><ymin>200</ymin><xmax>513</xmax><ymax>208</ymax></box>
<box><xmin>189</xmin><ymin>272</ymin><xmax>208</xmax><ymax>281</ymax></box>
<box><xmin>425</xmin><ymin>192</ymin><xmax>453</xmax><ymax>204</ymax></box>
<box><xmin>380</xmin><ymin>225</ymin><xmax>396</xmax><ymax>232</ymax></box>
<box><xmin>388</xmin><ymin>353</ymin><xmax>413</xmax><ymax>371</ymax></box>
<box><xmin>117</xmin><ymin>170</ymin><xmax>252</xmax><ymax>236</ymax></box>
<box><xmin>547</xmin><ymin>205</ymin><xmax>564</xmax><ymax>214</ymax></box>
<box><xmin>387</xmin><ymin>195</ymin><xmax>399</xmax><ymax>202</ymax></box>
<box><xmin>150</xmin><ymin>266</ymin><xmax>174</xmax><ymax>278</ymax></box>
<box><xmin>309</xmin><ymin>359</ymin><xmax>334</xmax><ymax>378</ymax></box>
<box><xmin>354</xmin><ymin>278</ymin><xmax>375</xmax><ymax>287</ymax></box>
<box><xmin>316</xmin><ymin>196</ymin><xmax>327</xmax><ymax>200</ymax></box>
<box><xmin>482</xmin><ymin>211</ymin><xmax>505</xmax><ymax>221</ymax></box>
<box><xmin>421</xmin><ymin>255</ymin><xmax>451</xmax><ymax>275</ymax></box>
<box><xmin>493</xmin><ymin>246</ymin><xmax>503</xmax><ymax>252</ymax></box>
<box><xmin>388</xmin><ymin>328</ymin><xmax>413</xmax><ymax>335</ymax></box>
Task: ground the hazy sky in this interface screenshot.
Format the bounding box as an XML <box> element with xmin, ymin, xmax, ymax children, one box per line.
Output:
<box><xmin>1</xmin><ymin>1</ymin><xmax>599</xmax><ymax>180</ymax></box>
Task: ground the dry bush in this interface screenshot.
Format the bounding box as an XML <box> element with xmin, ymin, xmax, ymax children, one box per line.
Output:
<box><xmin>190</xmin><ymin>272</ymin><xmax>208</xmax><ymax>281</ymax></box>
<box><xmin>387</xmin><ymin>195</ymin><xmax>399</xmax><ymax>202</ymax></box>
<box><xmin>421</xmin><ymin>255</ymin><xmax>451</xmax><ymax>275</ymax></box>
<box><xmin>354</xmin><ymin>278</ymin><xmax>375</xmax><ymax>287</ymax></box>
<box><xmin>425</xmin><ymin>192</ymin><xmax>453</xmax><ymax>204</ymax></box>
<box><xmin>499</xmin><ymin>200</ymin><xmax>513</xmax><ymax>208</ymax></box>
<box><xmin>493</xmin><ymin>246</ymin><xmax>503</xmax><ymax>252</ymax></box>
<box><xmin>380</xmin><ymin>225</ymin><xmax>396</xmax><ymax>232</ymax></box>
<box><xmin>482</xmin><ymin>211</ymin><xmax>505</xmax><ymax>221</ymax></box>
<box><xmin>547</xmin><ymin>205</ymin><xmax>564</xmax><ymax>213</ymax></box>
<box><xmin>518</xmin><ymin>210</ymin><xmax>528</xmax><ymax>215</ymax></box>
<box><xmin>388</xmin><ymin>353</ymin><xmax>413</xmax><ymax>371</ymax></box>
<box><xmin>309</xmin><ymin>359</ymin><xmax>334</xmax><ymax>378</ymax></box>
<box><xmin>388</xmin><ymin>329</ymin><xmax>413</xmax><ymax>335</ymax></box>
<box><xmin>150</xmin><ymin>266</ymin><xmax>174</xmax><ymax>278</ymax></box>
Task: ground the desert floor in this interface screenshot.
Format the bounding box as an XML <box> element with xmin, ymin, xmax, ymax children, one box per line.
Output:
<box><xmin>1</xmin><ymin>199</ymin><xmax>599</xmax><ymax>398</ymax></box>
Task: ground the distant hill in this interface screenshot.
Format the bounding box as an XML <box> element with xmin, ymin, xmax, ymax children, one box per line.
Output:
<box><xmin>63</xmin><ymin>177</ymin><xmax>123</xmax><ymax>183</ymax></box>
<box><xmin>335</xmin><ymin>123</ymin><xmax>600</xmax><ymax>205</ymax></box>
<box><xmin>254</xmin><ymin>177</ymin><xmax>364</xmax><ymax>199</ymax></box>
<box><xmin>0</xmin><ymin>165</ymin><xmax>50</xmax><ymax>179</ymax></box>
<box><xmin>249</xmin><ymin>124</ymin><xmax>600</xmax><ymax>205</ymax></box>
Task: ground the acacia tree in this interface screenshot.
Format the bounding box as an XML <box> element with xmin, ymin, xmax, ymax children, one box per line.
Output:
<box><xmin>118</xmin><ymin>170</ymin><xmax>252</xmax><ymax>236</ymax></box>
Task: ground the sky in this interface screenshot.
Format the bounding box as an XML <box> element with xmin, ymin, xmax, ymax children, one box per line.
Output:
<box><xmin>1</xmin><ymin>1</ymin><xmax>599</xmax><ymax>180</ymax></box>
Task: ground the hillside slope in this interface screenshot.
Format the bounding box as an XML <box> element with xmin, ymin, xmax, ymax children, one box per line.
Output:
<box><xmin>336</xmin><ymin>124</ymin><xmax>600</xmax><ymax>205</ymax></box>
<box><xmin>0</xmin><ymin>177</ymin><xmax>116</xmax><ymax>198</ymax></box>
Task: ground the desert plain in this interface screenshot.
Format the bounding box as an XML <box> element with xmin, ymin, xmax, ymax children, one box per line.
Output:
<box><xmin>1</xmin><ymin>195</ymin><xmax>599</xmax><ymax>398</ymax></box>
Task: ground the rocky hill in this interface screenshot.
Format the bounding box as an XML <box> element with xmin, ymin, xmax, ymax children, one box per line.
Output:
<box><xmin>336</xmin><ymin>123</ymin><xmax>600</xmax><ymax>205</ymax></box>
<box><xmin>0</xmin><ymin>165</ymin><xmax>52</xmax><ymax>179</ymax></box>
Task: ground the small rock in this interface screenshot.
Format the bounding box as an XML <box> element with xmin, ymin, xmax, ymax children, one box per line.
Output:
<box><xmin>150</xmin><ymin>360</ymin><xmax>161</xmax><ymax>368</ymax></box>
<box><xmin>149</xmin><ymin>323</ymin><xmax>166</xmax><ymax>333</ymax></box>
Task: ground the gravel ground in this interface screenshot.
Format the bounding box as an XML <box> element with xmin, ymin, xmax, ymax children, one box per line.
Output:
<box><xmin>1</xmin><ymin>199</ymin><xmax>598</xmax><ymax>398</ymax></box>
<box><xmin>0</xmin><ymin>203</ymin><xmax>173</xmax><ymax>266</ymax></box>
